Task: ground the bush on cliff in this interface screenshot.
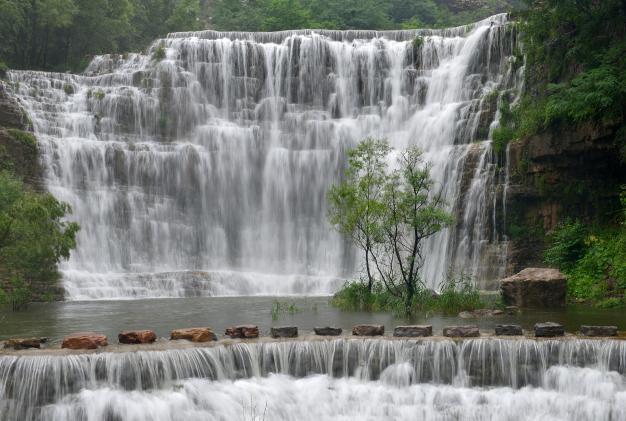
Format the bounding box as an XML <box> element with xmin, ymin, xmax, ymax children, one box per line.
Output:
<box><xmin>0</xmin><ymin>171</ymin><xmax>79</xmax><ymax>309</ymax></box>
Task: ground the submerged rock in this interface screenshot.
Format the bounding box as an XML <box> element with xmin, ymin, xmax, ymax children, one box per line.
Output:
<box><xmin>352</xmin><ymin>325</ymin><xmax>384</xmax><ymax>336</ymax></box>
<box><xmin>500</xmin><ymin>268</ymin><xmax>567</xmax><ymax>307</ymax></box>
<box><xmin>393</xmin><ymin>325</ymin><xmax>432</xmax><ymax>337</ymax></box>
<box><xmin>170</xmin><ymin>328</ymin><xmax>217</xmax><ymax>342</ymax></box>
<box><xmin>495</xmin><ymin>324</ymin><xmax>523</xmax><ymax>336</ymax></box>
<box><xmin>580</xmin><ymin>325</ymin><xmax>618</xmax><ymax>337</ymax></box>
<box><xmin>62</xmin><ymin>332</ymin><xmax>108</xmax><ymax>350</ymax></box>
<box><xmin>314</xmin><ymin>326</ymin><xmax>342</xmax><ymax>336</ymax></box>
<box><xmin>534</xmin><ymin>322</ymin><xmax>564</xmax><ymax>337</ymax></box>
<box><xmin>459</xmin><ymin>309</ymin><xmax>504</xmax><ymax>318</ymax></box>
<box><xmin>443</xmin><ymin>326</ymin><xmax>479</xmax><ymax>337</ymax></box>
<box><xmin>225</xmin><ymin>325</ymin><xmax>259</xmax><ymax>339</ymax></box>
<box><xmin>271</xmin><ymin>326</ymin><xmax>298</xmax><ymax>338</ymax></box>
<box><xmin>3</xmin><ymin>337</ymin><xmax>47</xmax><ymax>350</ymax></box>
<box><xmin>118</xmin><ymin>330</ymin><xmax>157</xmax><ymax>344</ymax></box>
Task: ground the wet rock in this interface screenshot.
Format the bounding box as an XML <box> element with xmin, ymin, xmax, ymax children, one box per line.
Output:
<box><xmin>580</xmin><ymin>325</ymin><xmax>618</xmax><ymax>337</ymax></box>
<box><xmin>500</xmin><ymin>268</ymin><xmax>567</xmax><ymax>307</ymax></box>
<box><xmin>314</xmin><ymin>326</ymin><xmax>342</xmax><ymax>336</ymax></box>
<box><xmin>118</xmin><ymin>330</ymin><xmax>157</xmax><ymax>344</ymax></box>
<box><xmin>495</xmin><ymin>324</ymin><xmax>523</xmax><ymax>336</ymax></box>
<box><xmin>443</xmin><ymin>326</ymin><xmax>480</xmax><ymax>337</ymax></box>
<box><xmin>393</xmin><ymin>325</ymin><xmax>432</xmax><ymax>337</ymax></box>
<box><xmin>459</xmin><ymin>309</ymin><xmax>504</xmax><ymax>318</ymax></box>
<box><xmin>225</xmin><ymin>325</ymin><xmax>259</xmax><ymax>339</ymax></box>
<box><xmin>505</xmin><ymin>305</ymin><xmax>519</xmax><ymax>315</ymax></box>
<box><xmin>534</xmin><ymin>322</ymin><xmax>564</xmax><ymax>337</ymax></box>
<box><xmin>170</xmin><ymin>327</ymin><xmax>217</xmax><ymax>342</ymax></box>
<box><xmin>62</xmin><ymin>332</ymin><xmax>108</xmax><ymax>350</ymax></box>
<box><xmin>352</xmin><ymin>324</ymin><xmax>384</xmax><ymax>336</ymax></box>
<box><xmin>270</xmin><ymin>326</ymin><xmax>298</xmax><ymax>338</ymax></box>
<box><xmin>3</xmin><ymin>337</ymin><xmax>46</xmax><ymax>350</ymax></box>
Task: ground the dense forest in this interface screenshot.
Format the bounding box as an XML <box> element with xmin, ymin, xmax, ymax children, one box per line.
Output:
<box><xmin>0</xmin><ymin>0</ymin><xmax>519</xmax><ymax>72</ymax></box>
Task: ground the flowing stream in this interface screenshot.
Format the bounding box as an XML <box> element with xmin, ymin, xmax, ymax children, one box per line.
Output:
<box><xmin>7</xmin><ymin>14</ymin><xmax>521</xmax><ymax>299</ymax></box>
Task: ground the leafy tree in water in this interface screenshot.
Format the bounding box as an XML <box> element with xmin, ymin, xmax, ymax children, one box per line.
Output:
<box><xmin>0</xmin><ymin>172</ymin><xmax>79</xmax><ymax>309</ymax></box>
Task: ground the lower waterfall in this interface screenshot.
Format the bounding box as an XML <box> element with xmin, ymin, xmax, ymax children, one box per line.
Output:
<box><xmin>1</xmin><ymin>338</ymin><xmax>624</xmax><ymax>420</ymax></box>
<box><xmin>6</xmin><ymin>13</ymin><xmax>522</xmax><ymax>299</ymax></box>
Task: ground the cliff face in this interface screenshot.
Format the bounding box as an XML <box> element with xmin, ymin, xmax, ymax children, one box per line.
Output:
<box><xmin>505</xmin><ymin>123</ymin><xmax>625</xmax><ymax>273</ymax></box>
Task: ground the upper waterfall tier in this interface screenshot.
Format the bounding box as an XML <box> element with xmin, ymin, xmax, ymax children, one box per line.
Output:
<box><xmin>7</xmin><ymin>13</ymin><xmax>522</xmax><ymax>299</ymax></box>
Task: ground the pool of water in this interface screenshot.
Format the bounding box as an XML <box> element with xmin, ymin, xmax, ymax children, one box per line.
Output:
<box><xmin>1</xmin><ymin>296</ymin><xmax>624</xmax><ymax>342</ymax></box>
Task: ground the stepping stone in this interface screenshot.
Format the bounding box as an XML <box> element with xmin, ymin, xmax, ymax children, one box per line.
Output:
<box><xmin>534</xmin><ymin>322</ymin><xmax>564</xmax><ymax>337</ymax></box>
<box><xmin>271</xmin><ymin>326</ymin><xmax>298</xmax><ymax>338</ymax></box>
<box><xmin>62</xmin><ymin>332</ymin><xmax>108</xmax><ymax>350</ymax></box>
<box><xmin>495</xmin><ymin>324</ymin><xmax>523</xmax><ymax>336</ymax></box>
<box><xmin>170</xmin><ymin>328</ymin><xmax>217</xmax><ymax>342</ymax></box>
<box><xmin>3</xmin><ymin>337</ymin><xmax>46</xmax><ymax>350</ymax></box>
<box><xmin>443</xmin><ymin>325</ymin><xmax>479</xmax><ymax>337</ymax></box>
<box><xmin>580</xmin><ymin>325</ymin><xmax>618</xmax><ymax>337</ymax></box>
<box><xmin>314</xmin><ymin>326</ymin><xmax>342</xmax><ymax>336</ymax></box>
<box><xmin>225</xmin><ymin>325</ymin><xmax>259</xmax><ymax>339</ymax></box>
<box><xmin>118</xmin><ymin>330</ymin><xmax>157</xmax><ymax>344</ymax></box>
<box><xmin>393</xmin><ymin>325</ymin><xmax>432</xmax><ymax>337</ymax></box>
<box><xmin>352</xmin><ymin>324</ymin><xmax>384</xmax><ymax>336</ymax></box>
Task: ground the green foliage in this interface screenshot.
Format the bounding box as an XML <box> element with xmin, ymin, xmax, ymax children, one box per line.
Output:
<box><xmin>6</xmin><ymin>276</ymin><xmax>32</xmax><ymax>311</ymax></box>
<box><xmin>153</xmin><ymin>43</ymin><xmax>167</xmax><ymax>61</ymax></box>
<box><xmin>63</xmin><ymin>84</ymin><xmax>75</xmax><ymax>95</ymax></box>
<box><xmin>0</xmin><ymin>171</ymin><xmax>79</xmax><ymax>310</ymax></box>
<box><xmin>432</xmin><ymin>273</ymin><xmax>483</xmax><ymax>314</ymax></box>
<box><xmin>271</xmin><ymin>300</ymin><xmax>300</xmax><ymax>320</ymax></box>
<box><xmin>544</xmin><ymin>219</ymin><xmax>588</xmax><ymax>271</ymax></box>
<box><xmin>7</xmin><ymin>129</ymin><xmax>36</xmax><ymax>147</ymax></box>
<box><xmin>0</xmin><ymin>60</ymin><xmax>7</xmax><ymax>78</ymax></box>
<box><xmin>94</xmin><ymin>90</ymin><xmax>106</xmax><ymax>101</ymax></box>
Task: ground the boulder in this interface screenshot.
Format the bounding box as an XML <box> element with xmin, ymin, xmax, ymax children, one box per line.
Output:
<box><xmin>270</xmin><ymin>326</ymin><xmax>298</xmax><ymax>338</ymax></box>
<box><xmin>314</xmin><ymin>326</ymin><xmax>342</xmax><ymax>336</ymax></box>
<box><xmin>352</xmin><ymin>325</ymin><xmax>384</xmax><ymax>336</ymax></box>
<box><xmin>170</xmin><ymin>328</ymin><xmax>217</xmax><ymax>342</ymax></box>
<box><xmin>118</xmin><ymin>330</ymin><xmax>157</xmax><ymax>344</ymax></box>
<box><xmin>459</xmin><ymin>309</ymin><xmax>504</xmax><ymax>318</ymax></box>
<box><xmin>500</xmin><ymin>268</ymin><xmax>567</xmax><ymax>307</ymax></box>
<box><xmin>393</xmin><ymin>325</ymin><xmax>432</xmax><ymax>337</ymax></box>
<box><xmin>62</xmin><ymin>332</ymin><xmax>108</xmax><ymax>350</ymax></box>
<box><xmin>580</xmin><ymin>325</ymin><xmax>618</xmax><ymax>337</ymax></box>
<box><xmin>3</xmin><ymin>337</ymin><xmax>46</xmax><ymax>350</ymax></box>
<box><xmin>443</xmin><ymin>326</ymin><xmax>479</xmax><ymax>337</ymax></box>
<box><xmin>495</xmin><ymin>324</ymin><xmax>523</xmax><ymax>336</ymax></box>
<box><xmin>225</xmin><ymin>325</ymin><xmax>259</xmax><ymax>339</ymax></box>
<box><xmin>534</xmin><ymin>322</ymin><xmax>564</xmax><ymax>337</ymax></box>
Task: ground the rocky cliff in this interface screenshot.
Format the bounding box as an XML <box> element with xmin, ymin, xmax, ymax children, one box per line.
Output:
<box><xmin>505</xmin><ymin>122</ymin><xmax>625</xmax><ymax>273</ymax></box>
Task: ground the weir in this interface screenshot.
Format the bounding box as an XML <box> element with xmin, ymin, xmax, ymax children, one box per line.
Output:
<box><xmin>1</xmin><ymin>337</ymin><xmax>624</xmax><ymax>420</ymax></box>
<box><xmin>6</xmin><ymin>14</ymin><xmax>522</xmax><ymax>300</ymax></box>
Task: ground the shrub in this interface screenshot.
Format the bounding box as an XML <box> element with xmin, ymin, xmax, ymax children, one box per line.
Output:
<box><xmin>544</xmin><ymin>220</ymin><xmax>588</xmax><ymax>271</ymax></box>
<box><xmin>153</xmin><ymin>43</ymin><xmax>167</xmax><ymax>61</ymax></box>
<box><xmin>7</xmin><ymin>129</ymin><xmax>37</xmax><ymax>148</ymax></box>
<box><xmin>0</xmin><ymin>61</ymin><xmax>8</xmax><ymax>79</ymax></box>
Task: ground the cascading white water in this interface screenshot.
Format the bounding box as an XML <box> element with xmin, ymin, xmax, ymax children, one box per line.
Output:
<box><xmin>7</xmin><ymin>14</ymin><xmax>521</xmax><ymax>299</ymax></box>
<box><xmin>1</xmin><ymin>338</ymin><xmax>625</xmax><ymax>420</ymax></box>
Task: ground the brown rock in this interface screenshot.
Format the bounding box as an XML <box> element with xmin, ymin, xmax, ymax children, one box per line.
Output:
<box><xmin>495</xmin><ymin>324</ymin><xmax>523</xmax><ymax>336</ymax></box>
<box><xmin>393</xmin><ymin>325</ymin><xmax>432</xmax><ymax>337</ymax></box>
<box><xmin>500</xmin><ymin>268</ymin><xmax>567</xmax><ymax>307</ymax></box>
<box><xmin>580</xmin><ymin>325</ymin><xmax>618</xmax><ymax>337</ymax></box>
<box><xmin>314</xmin><ymin>326</ymin><xmax>342</xmax><ymax>336</ymax></box>
<box><xmin>534</xmin><ymin>322</ymin><xmax>564</xmax><ymax>337</ymax></box>
<box><xmin>170</xmin><ymin>328</ymin><xmax>217</xmax><ymax>342</ymax></box>
<box><xmin>225</xmin><ymin>325</ymin><xmax>259</xmax><ymax>339</ymax></box>
<box><xmin>352</xmin><ymin>324</ymin><xmax>384</xmax><ymax>336</ymax></box>
<box><xmin>270</xmin><ymin>326</ymin><xmax>298</xmax><ymax>338</ymax></box>
<box><xmin>3</xmin><ymin>337</ymin><xmax>46</xmax><ymax>350</ymax></box>
<box><xmin>118</xmin><ymin>330</ymin><xmax>157</xmax><ymax>344</ymax></box>
<box><xmin>443</xmin><ymin>326</ymin><xmax>480</xmax><ymax>337</ymax></box>
<box><xmin>62</xmin><ymin>332</ymin><xmax>108</xmax><ymax>350</ymax></box>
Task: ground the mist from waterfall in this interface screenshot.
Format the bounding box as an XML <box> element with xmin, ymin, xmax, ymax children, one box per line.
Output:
<box><xmin>7</xmin><ymin>14</ymin><xmax>521</xmax><ymax>299</ymax></box>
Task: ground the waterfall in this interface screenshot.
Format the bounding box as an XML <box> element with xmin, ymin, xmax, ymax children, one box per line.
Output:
<box><xmin>1</xmin><ymin>338</ymin><xmax>625</xmax><ymax>420</ymax></box>
<box><xmin>7</xmin><ymin>14</ymin><xmax>521</xmax><ymax>299</ymax></box>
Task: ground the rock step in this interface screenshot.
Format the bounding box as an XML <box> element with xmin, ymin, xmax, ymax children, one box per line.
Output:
<box><xmin>62</xmin><ymin>332</ymin><xmax>108</xmax><ymax>350</ymax></box>
<box><xmin>443</xmin><ymin>326</ymin><xmax>479</xmax><ymax>337</ymax></box>
<box><xmin>352</xmin><ymin>324</ymin><xmax>384</xmax><ymax>336</ymax></box>
<box><xmin>3</xmin><ymin>337</ymin><xmax>47</xmax><ymax>350</ymax></box>
<box><xmin>271</xmin><ymin>326</ymin><xmax>298</xmax><ymax>338</ymax></box>
<box><xmin>393</xmin><ymin>325</ymin><xmax>432</xmax><ymax>337</ymax></box>
<box><xmin>534</xmin><ymin>322</ymin><xmax>564</xmax><ymax>337</ymax></box>
<box><xmin>314</xmin><ymin>326</ymin><xmax>342</xmax><ymax>336</ymax></box>
<box><xmin>225</xmin><ymin>325</ymin><xmax>259</xmax><ymax>339</ymax></box>
<box><xmin>118</xmin><ymin>330</ymin><xmax>157</xmax><ymax>344</ymax></box>
<box><xmin>170</xmin><ymin>328</ymin><xmax>217</xmax><ymax>342</ymax></box>
<box><xmin>580</xmin><ymin>325</ymin><xmax>618</xmax><ymax>337</ymax></box>
<box><xmin>495</xmin><ymin>324</ymin><xmax>523</xmax><ymax>336</ymax></box>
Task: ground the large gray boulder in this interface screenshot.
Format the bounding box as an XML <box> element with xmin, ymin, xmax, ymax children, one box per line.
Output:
<box><xmin>500</xmin><ymin>268</ymin><xmax>566</xmax><ymax>307</ymax></box>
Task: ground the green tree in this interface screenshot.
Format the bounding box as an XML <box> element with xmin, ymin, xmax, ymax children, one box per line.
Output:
<box><xmin>0</xmin><ymin>172</ymin><xmax>79</xmax><ymax>309</ymax></box>
<box><xmin>327</xmin><ymin>138</ymin><xmax>390</xmax><ymax>292</ymax></box>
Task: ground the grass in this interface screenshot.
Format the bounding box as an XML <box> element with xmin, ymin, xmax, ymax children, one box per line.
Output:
<box><xmin>7</xmin><ymin>129</ymin><xmax>37</xmax><ymax>148</ymax></box>
<box><xmin>271</xmin><ymin>300</ymin><xmax>300</xmax><ymax>320</ymax></box>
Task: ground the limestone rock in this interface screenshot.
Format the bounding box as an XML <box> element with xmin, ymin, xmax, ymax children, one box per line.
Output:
<box><xmin>314</xmin><ymin>326</ymin><xmax>342</xmax><ymax>336</ymax></box>
<box><xmin>3</xmin><ymin>337</ymin><xmax>46</xmax><ymax>350</ymax></box>
<box><xmin>500</xmin><ymin>268</ymin><xmax>566</xmax><ymax>307</ymax></box>
<box><xmin>352</xmin><ymin>324</ymin><xmax>384</xmax><ymax>336</ymax></box>
<box><xmin>62</xmin><ymin>332</ymin><xmax>108</xmax><ymax>350</ymax></box>
<box><xmin>170</xmin><ymin>327</ymin><xmax>217</xmax><ymax>342</ymax></box>
<box><xmin>270</xmin><ymin>326</ymin><xmax>298</xmax><ymax>338</ymax></box>
<box><xmin>495</xmin><ymin>324</ymin><xmax>523</xmax><ymax>336</ymax></box>
<box><xmin>580</xmin><ymin>325</ymin><xmax>618</xmax><ymax>337</ymax></box>
<box><xmin>443</xmin><ymin>325</ymin><xmax>479</xmax><ymax>337</ymax></box>
<box><xmin>118</xmin><ymin>330</ymin><xmax>157</xmax><ymax>344</ymax></box>
<box><xmin>225</xmin><ymin>325</ymin><xmax>259</xmax><ymax>339</ymax></box>
<box><xmin>393</xmin><ymin>325</ymin><xmax>432</xmax><ymax>337</ymax></box>
<box><xmin>534</xmin><ymin>322</ymin><xmax>564</xmax><ymax>337</ymax></box>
